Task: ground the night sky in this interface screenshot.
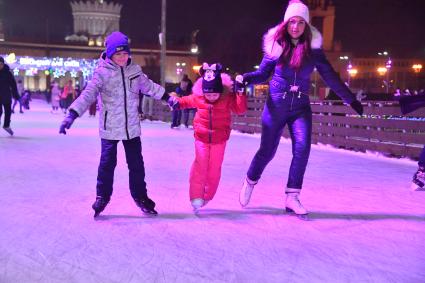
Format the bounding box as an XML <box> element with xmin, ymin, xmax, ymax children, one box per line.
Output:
<box><xmin>2</xmin><ymin>0</ymin><xmax>425</xmax><ymax>72</ymax></box>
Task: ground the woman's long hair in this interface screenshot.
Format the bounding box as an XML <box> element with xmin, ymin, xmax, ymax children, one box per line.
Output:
<box><xmin>274</xmin><ymin>22</ymin><xmax>312</xmax><ymax>70</ymax></box>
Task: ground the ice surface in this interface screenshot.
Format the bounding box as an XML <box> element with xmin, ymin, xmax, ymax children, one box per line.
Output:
<box><xmin>0</xmin><ymin>100</ymin><xmax>424</xmax><ymax>283</ymax></box>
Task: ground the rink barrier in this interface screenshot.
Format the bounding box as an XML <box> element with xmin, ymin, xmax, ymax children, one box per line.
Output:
<box><xmin>149</xmin><ymin>98</ymin><xmax>424</xmax><ymax>159</ymax></box>
<box><xmin>233</xmin><ymin>98</ymin><xmax>425</xmax><ymax>159</ymax></box>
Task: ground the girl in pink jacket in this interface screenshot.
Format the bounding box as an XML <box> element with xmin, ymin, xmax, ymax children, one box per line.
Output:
<box><xmin>173</xmin><ymin>63</ymin><xmax>247</xmax><ymax>210</ymax></box>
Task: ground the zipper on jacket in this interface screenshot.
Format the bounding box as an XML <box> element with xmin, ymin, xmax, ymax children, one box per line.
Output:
<box><xmin>290</xmin><ymin>72</ymin><xmax>297</xmax><ymax>111</ymax></box>
<box><xmin>104</xmin><ymin>111</ymin><xmax>108</xmax><ymax>130</ymax></box>
<box><xmin>120</xmin><ymin>67</ymin><xmax>130</xmax><ymax>139</ymax></box>
<box><xmin>208</xmin><ymin>105</ymin><xmax>212</xmax><ymax>143</ymax></box>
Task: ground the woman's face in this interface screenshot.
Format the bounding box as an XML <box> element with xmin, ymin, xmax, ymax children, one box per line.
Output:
<box><xmin>287</xmin><ymin>16</ymin><xmax>306</xmax><ymax>39</ymax></box>
<box><xmin>204</xmin><ymin>92</ymin><xmax>220</xmax><ymax>103</ymax></box>
<box><xmin>112</xmin><ymin>51</ymin><xmax>129</xmax><ymax>67</ymax></box>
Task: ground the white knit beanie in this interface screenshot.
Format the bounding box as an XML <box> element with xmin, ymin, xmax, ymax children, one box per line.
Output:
<box><xmin>283</xmin><ymin>0</ymin><xmax>310</xmax><ymax>24</ymax></box>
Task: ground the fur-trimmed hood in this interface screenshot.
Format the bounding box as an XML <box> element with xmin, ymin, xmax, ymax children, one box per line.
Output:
<box><xmin>263</xmin><ymin>23</ymin><xmax>323</xmax><ymax>59</ymax></box>
<box><xmin>192</xmin><ymin>73</ymin><xmax>234</xmax><ymax>96</ymax></box>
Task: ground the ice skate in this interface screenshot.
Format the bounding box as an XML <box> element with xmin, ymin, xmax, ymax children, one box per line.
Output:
<box><xmin>285</xmin><ymin>192</ymin><xmax>309</xmax><ymax>220</ymax></box>
<box><xmin>201</xmin><ymin>200</ymin><xmax>209</xmax><ymax>208</ymax></box>
<box><xmin>3</xmin><ymin>127</ymin><xmax>14</xmax><ymax>136</ymax></box>
<box><xmin>239</xmin><ymin>177</ymin><xmax>257</xmax><ymax>207</ymax></box>
<box><xmin>191</xmin><ymin>198</ymin><xmax>204</xmax><ymax>211</ymax></box>
<box><xmin>134</xmin><ymin>197</ymin><xmax>158</xmax><ymax>215</ymax></box>
<box><xmin>411</xmin><ymin>167</ymin><xmax>425</xmax><ymax>191</ymax></box>
<box><xmin>92</xmin><ymin>196</ymin><xmax>110</xmax><ymax>217</ymax></box>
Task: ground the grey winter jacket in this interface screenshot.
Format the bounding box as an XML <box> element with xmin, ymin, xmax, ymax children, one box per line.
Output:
<box><xmin>70</xmin><ymin>53</ymin><xmax>165</xmax><ymax>140</ymax></box>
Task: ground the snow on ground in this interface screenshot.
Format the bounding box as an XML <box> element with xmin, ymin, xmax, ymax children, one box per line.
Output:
<box><xmin>0</xmin><ymin>99</ymin><xmax>424</xmax><ymax>283</ymax></box>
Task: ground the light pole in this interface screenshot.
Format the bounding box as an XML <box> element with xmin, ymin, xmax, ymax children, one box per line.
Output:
<box><xmin>160</xmin><ymin>0</ymin><xmax>166</xmax><ymax>87</ymax></box>
<box><xmin>377</xmin><ymin>67</ymin><xmax>387</xmax><ymax>92</ymax></box>
<box><xmin>378</xmin><ymin>51</ymin><xmax>391</xmax><ymax>93</ymax></box>
<box><xmin>412</xmin><ymin>64</ymin><xmax>422</xmax><ymax>89</ymax></box>
<box><xmin>385</xmin><ymin>58</ymin><xmax>392</xmax><ymax>93</ymax></box>
<box><xmin>190</xmin><ymin>30</ymin><xmax>199</xmax><ymax>54</ymax></box>
<box><xmin>339</xmin><ymin>55</ymin><xmax>350</xmax><ymax>85</ymax></box>
<box><xmin>347</xmin><ymin>61</ymin><xmax>358</xmax><ymax>88</ymax></box>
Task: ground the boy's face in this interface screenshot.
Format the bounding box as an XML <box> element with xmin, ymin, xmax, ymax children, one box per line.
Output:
<box><xmin>112</xmin><ymin>51</ymin><xmax>129</xmax><ymax>67</ymax></box>
<box><xmin>204</xmin><ymin>92</ymin><xmax>220</xmax><ymax>103</ymax></box>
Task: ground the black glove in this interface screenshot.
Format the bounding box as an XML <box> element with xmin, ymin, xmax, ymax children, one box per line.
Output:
<box><xmin>167</xmin><ymin>96</ymin><xmax>180</xmax><ymax>110</ymax></box>
<box><xmin>161</xmin><ymin>92</ymin><xmax>170</xmax><ymax>102</ymax></box>
<box><xmin>350</xmin><ymin>100</ymin><xmax>363</xmax><ymax>116</ymax></box>
<box><xmin>234</xmin><ymin>75</ymin><xmax>245</xmax><ymax>93</ymax></box>
<box><xmin>59</xmin><ymin>109</ymin><xmax>79</xmax><ymax>134</ymax></box>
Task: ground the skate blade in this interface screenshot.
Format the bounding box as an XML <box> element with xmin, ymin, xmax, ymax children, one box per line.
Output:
<box><xmin>411</xmin><ymin>182</ymin><xmax>425</xmax><ymax>191</ymax></box>
<box><xmin>239</xmin><ymin>200</ymin><xmax>248</xmax><ymax>208</ymax></box>
<box><xmin>142</xmin><ymin>208</ymin><xmax>158</xmax><ymax>215</ymax></box>
<box><xmin>285</xmin><ymin>208</ymin><xmax>310</xmax><ymax>221</ymax></box>
<box><xmin>93</xmin><ymin>211</ymin><xmax>101</xmax><ymax>218</ymax></box>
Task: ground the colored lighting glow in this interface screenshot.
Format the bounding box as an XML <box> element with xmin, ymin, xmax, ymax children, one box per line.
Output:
<box><xmin>385</xmin><ymin>58</ymin><xmax>392</xmax><ymax>69</ymax></box>
<box><xmin>192</xmin><ymin>65</ymin><xmax>201</xmax><ymax>73</ymax></box>
<box><xmin>1</xmin><ymin>54</ymin><xmax>97</xmax><ymax>78</ymax></box>
<box><xmin>6</xmin><ymin>53</ymin><xmax>16</xmax><ymax>64</ymax></box>
<box><xmin>377</xmin><ymin>67</ymin><xmax>387</xmax><ymax>75</ymax></box>
<box><xmin>348</xmin><ymin>69</ymin><xmax>358</xmax><ymax>77</ymax></box>
<box><xmin>412</xmin><ymin>64</ymin><xmax>423</xmax><ymax>73</ymax></box>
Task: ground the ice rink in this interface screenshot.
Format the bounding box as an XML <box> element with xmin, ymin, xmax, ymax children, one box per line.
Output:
<box><xmin>1</xmin><ymin>99</ymin><xmax>424</xmax><ymax>283</ymax></box>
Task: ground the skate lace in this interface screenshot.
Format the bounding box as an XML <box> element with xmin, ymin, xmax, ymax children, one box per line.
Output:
<box><xmin>246</xmin><ymin>178</ymin><xmax>257</xmax><ymax>188</ymax></box>
<box><xmin>95</xmin><ymin>197</ymin><xmax>107</xmax><ymax>207</ymax></box>
<box><xmin>417</xmin><ymin>171</ymin><xmax>425</xmax><ymax>180</ymax></box>
<box><xmin>291</xmin><ymin>194</ymin><xmax>304</xmax><ymax>209</ymax></box>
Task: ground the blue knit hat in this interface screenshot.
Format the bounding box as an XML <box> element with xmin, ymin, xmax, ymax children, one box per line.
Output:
<box><xmin>199</xmin><ymin>63</ymin><xmax>223</xmax><ymax>93</ymax></box>
<box><xmin>105</xmin><ymin>31</ymin><xmax>130</xmax><ymax>58</ymax></box>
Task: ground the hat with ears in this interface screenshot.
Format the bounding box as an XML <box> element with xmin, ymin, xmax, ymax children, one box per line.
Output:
<box><xmin>199</xmin><ymin>62</ymin><xmax>223</xmax><ymax>93</ymax></box>
<box><xmin>283</xmin><ymin>0</ymin><xmax>310</xmax><ymax>24</ymax></box>
<box><xmin>105</xmin><ymin>31</ymin><xmax>131</xmax><ymax>58</ymax></box>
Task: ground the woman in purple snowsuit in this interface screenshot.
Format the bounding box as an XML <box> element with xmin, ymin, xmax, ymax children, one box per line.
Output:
<box><xmin>239</xmin><ymin>0</ymin><xmax>363</xmax><ymax>218</ymax></box>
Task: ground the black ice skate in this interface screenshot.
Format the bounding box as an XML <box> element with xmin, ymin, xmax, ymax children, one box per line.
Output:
<box><xmin>3</xmin><ymin>127</ymin><xmax>14</xmax><ymax>136</ymax></box>
<box><xmin>134</xmin><ymin>197</ymin><xmax>158</xmax><ymax>215</ymax></box>
<box><xmin>412</xmin><ymin>167</ymin><xmax>425</xmax><ymax>191</ymax></box>
<box><xmin>92</xmin><ymin>196</ymin><xmax>110</xmax><ymax>217</ymax></box>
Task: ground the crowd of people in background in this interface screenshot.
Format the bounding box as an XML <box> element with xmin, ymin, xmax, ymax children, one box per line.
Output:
<box><xmin>393</xmin><ymin>88</ymin><xmax>425</xmax><ymax>100</ymax></box>
<box><xmin>170</xmin><ymin>74</ymin><xmax>196</xmax><ymax>128</ymax></box>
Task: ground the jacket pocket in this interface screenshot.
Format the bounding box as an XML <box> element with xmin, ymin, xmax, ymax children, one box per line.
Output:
<box><xmin>103</xmin><ymin>111</ymin><xmax>108</xmax><ymax>130</ymax></box>
<box><xmin>129</xmin><ymin>73</ymin><xmax>142</xmax><ymax>94</ymax></box>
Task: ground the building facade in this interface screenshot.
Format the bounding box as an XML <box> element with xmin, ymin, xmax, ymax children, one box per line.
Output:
<box><xmin>0</xmin><ymin>0</ymin><xmax>199</xmax><ymax>91</ymax></box>
<box><xmin>307</xmin><ymin>0</ymin><xmax>424</xmax><ymax>96</ymax></box>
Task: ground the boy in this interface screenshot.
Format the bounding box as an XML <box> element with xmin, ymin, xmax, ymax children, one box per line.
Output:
<box><xmin>60</xmin><ymin>31</ymin><xmax>173</xmax><ymax>217</ymax></box>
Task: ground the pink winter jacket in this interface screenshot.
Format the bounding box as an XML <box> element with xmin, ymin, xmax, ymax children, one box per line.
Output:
<box><xmin>177</xmin><ymin>74</ymin><xmax>247</xmax><ymax>144</ymax></box>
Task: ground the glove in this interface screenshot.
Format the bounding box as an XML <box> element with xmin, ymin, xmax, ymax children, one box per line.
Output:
<box><xmin>350</xmin><ymin>100</ymin><xmax>363</xmax><ymax>116</ymax></box>
<box><xmin>167</xmin><ymin>96</ymin><xmax>180</xmax><ymax>110</ymax></box>
<box><xmin>234</xmin><ymin>75</ymin><xmax>245</xmax><ymax>93</ymax></box>
<box><xmin>161</xmin><ymin>92</ymin><xmax>170</xmax><ymax>102</ymax></box>
<box><xmin>59</xmin><ymin>109</ymin><xmax>79</xmax><ymax>134</ymax></box>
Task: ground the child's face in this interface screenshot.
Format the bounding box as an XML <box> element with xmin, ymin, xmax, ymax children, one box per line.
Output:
<box><xmin>112</xmin><ymin>51</ymin><xmax>129</xmax><ymax>67</ymax></box>
<box><xmin>204</xmin><ymin>92</ymin><xmax>220</xmax><ymax>102</ymax></box>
